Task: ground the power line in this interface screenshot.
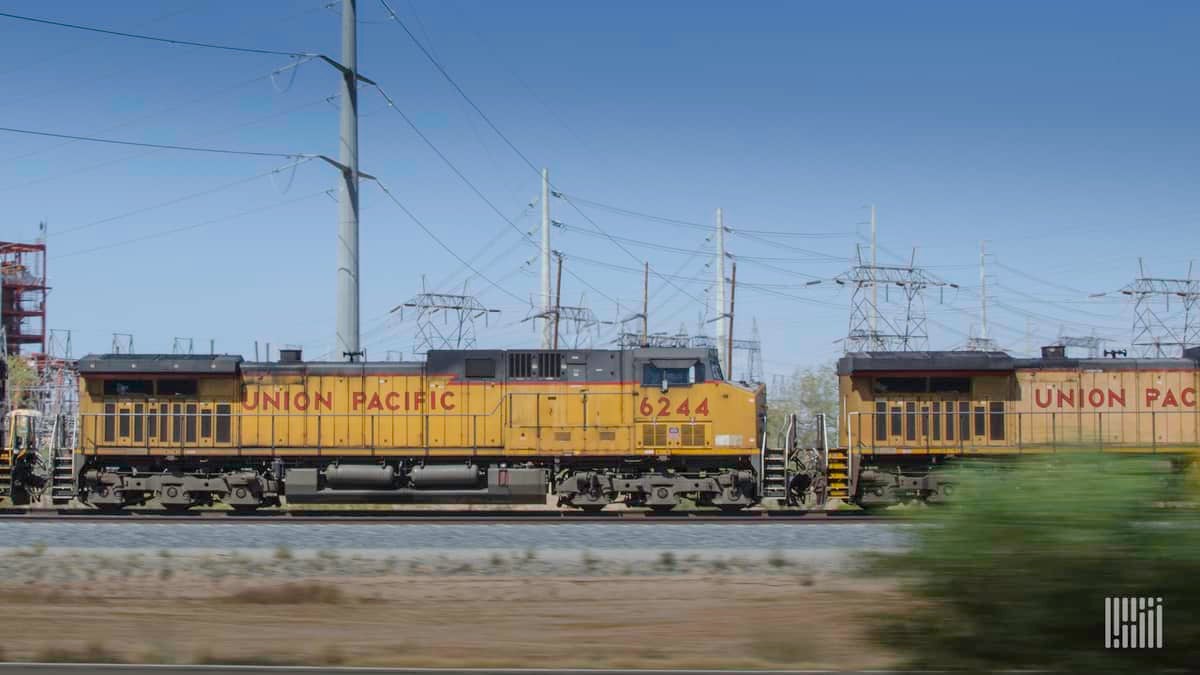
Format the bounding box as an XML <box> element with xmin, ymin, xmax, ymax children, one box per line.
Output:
<box><xmin>0</xmin><ymin>126</ymin><xmax>310</xmax><ymax>159</ymax></box>
<box><xmin>557</xmin><ymin>194</ymin><xmax>709</xmax><ymax>306</ymax></box>
<box><xmin>731</xmin><ymin>252</ymin><xmax>850</xmax><ymax>263</ymax></box>
<box><xmin>370</xmin><ymin>179</ymin><xmax>526</xmax><ymax>304</ymax></box>
<box><xmin>993</xmin><ymin>261</ymin><xmax>1092</xmax><ymax>297</ymax></box>
<box><xmin>58</xmin><ymin>188</ymin><xmax>329</xmax><ymax>259</ymax></box>
<box><xmin>4</xmin><ymin>56</ymin><xmax>319</xmax><ymax>162</ymax></box>
<box><xmin>0</xmin><ymin>92</ymin><xmax>337</xmax><ymax>194</ymax></box>
<box><xmin>559</xmin><ymin>192</ymin><xmax>851</xmax><ymax>239</ymax></box>
<box><xmin>555</xmin><ymin>194</ymin><xmax>711</xmax><ymax>232</ymax></box>
<box><xmin>374</xmin><ymin>1</ymin><xmax>705</xmax><ymax>309</ymax></box>
<box><xmin>0</xmin><ymin>10</ymin><xmax>313</xmax><ymax>58</ymax></box>
<box><xmin>555</xmin><ymin>222</ymin><xmax>720</xmax><ymax>257</ymax></box>
<box><xmin>375</xmin><ymin>0</ymin><xmax>540</xmax><ymax>175</ymax></box>
<box><xmin>732</xmin><ymin>230</ymin><xmax>848</xmax><ymax>259</ymax></box>
<box><xmin>55</xmin><ymin>160</ymin><xmax>316</xmax><ymax>237</ymax></box>
<box><xmin>371</xmin><ymin>84</ymin><xmax>620</xmax><ymax>311</ymax></box>
<box><xmin>370</xmin><ymin>85</ymin><xmax>532</xmax><ymax>244</ymax></box>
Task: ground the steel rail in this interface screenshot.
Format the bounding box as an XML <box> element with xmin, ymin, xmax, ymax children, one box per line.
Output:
<box><xmin>0</xmin><ymin>508</ymin><xmax>903</xmax><ymax>525</ymax></box>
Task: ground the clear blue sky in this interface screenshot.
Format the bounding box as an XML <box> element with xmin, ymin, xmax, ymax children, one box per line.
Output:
<box><xmin>1</xmin><ymin>0</ymin><xmax>1197</xmax><ymax>375</ymax></box>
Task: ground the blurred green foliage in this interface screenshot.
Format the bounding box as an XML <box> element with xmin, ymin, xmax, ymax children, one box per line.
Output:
<box><xmin>868</xmin><ymin>455</ymin><xmax>1199</xmax><ymax>671</ymax></box>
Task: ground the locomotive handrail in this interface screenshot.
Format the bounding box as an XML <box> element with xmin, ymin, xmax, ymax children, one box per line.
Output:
<box><xmin>844</xmin><ymin>407</ymin><xmax>1200</xmax><ymax>454</ymax></box>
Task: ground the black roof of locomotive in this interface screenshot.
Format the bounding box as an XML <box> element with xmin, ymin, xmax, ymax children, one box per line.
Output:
<box><xmin>77</xmin><ymin>347</ymin><xmax>720</xmax><ymax>379</ymax></box>
<box><xmin>78</xmin><ymin>353</ymin><xmax>243</xmax><ymax>375</ymax></box>
<box><xmin>838</xmin><ymin>351</ymin><xmax>1014</xmax><ymax>375</ymax></box>
<box><xmin>839</xmin><ymin>348</ymin><xmax>1200</xmax><ymax>375</ymax></box>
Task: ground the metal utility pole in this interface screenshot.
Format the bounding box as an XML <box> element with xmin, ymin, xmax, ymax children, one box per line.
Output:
<box><xmin>641</xmin><ymin>262</ymin><xmax>649</xmax><ymax>346</ymax></box>
<box><xmin>869</xmin><ymin>204</ymin><xmax>877</xmax><ymax>345</ymax></box>
<box><xmin>715</xmin><ymin>208</ymin><xmax>727</xmax><ymax>371</ymax></box>
<box><xmin>727</xmin><ymin>261</ymin><xmax>737</xmax><ymax>379</ymax></box>
<box><xmin>335</xmin><ymin>0</ymin><xmax>361</xmax><ymax>362</ymax></box>
<box><xmin>540</xmin><ymin>168</ymin><xmax>552</xmax><ymax>349</ymax></box>
<box><xmin>552</xmin><ymin>253</ymin><xmax>564</xmax><ymax>350</ymax></box>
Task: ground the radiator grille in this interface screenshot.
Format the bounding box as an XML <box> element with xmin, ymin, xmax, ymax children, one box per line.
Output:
<box><xmin>680</xmin><ymin>424</ymin><xmax>705</xmax><ymax>447</ymax></box>
<box><xmin>641</xmin><ymin>424</ymin><xmax>667</xmax><ymax>447</ymax></box>
<box><xmin>598</xmin><ymin>430</ymin><xmax>617</xmax><ymax>441</ymax></box>
<box><xmin>507</xmin><ymin>352</ymin><xmax>564</xmax><ymax>379</ymax></box>
<box><xmin>553</xmin><ymin>431</ymin><xmax>572</xmax><ymax>442</ymax></box>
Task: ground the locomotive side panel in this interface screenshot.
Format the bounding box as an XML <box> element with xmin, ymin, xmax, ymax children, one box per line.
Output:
<box><xmin>1016</xmin><ymin>365</ymin><xmax>1200</xmax><ymax>450</ymax></box>
<box><xmin>840</xmin><ymin>350</ymin><xmax>1200</xmax><ymax>508</ymax></box>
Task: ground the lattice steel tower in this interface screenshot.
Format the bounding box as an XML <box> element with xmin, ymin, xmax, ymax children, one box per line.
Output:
<box><xmin>1122</xmin><ymin>259</ymin><xmax>1200</xmax><ymax>357</ymax></box>
<box><xmin>395</xmin><ymin>282</ymin><xmax>499</xmax><ymax>355</ymax></box>
<box><xmin>837</xmin><ymin>246</ymin><xmax>955</xmax><ymax>352</ymax></box>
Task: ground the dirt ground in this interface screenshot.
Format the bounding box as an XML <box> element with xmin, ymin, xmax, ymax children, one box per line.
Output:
<box><xmin>0</xmin><ymin>571</ymin><xmax>902</xmax><ymax>669</ymax></box>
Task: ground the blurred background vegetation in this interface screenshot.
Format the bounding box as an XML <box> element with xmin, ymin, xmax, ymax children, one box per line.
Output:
<box><xmin>868</xmin><ymin>455</ymin><xmax>1198</xmax><ymax>671</ymax></box>
<box><xmin>766</xmin><ymin>361</ymin><xmax>838</xmax><ymax>446</ymax></box>
<box><xmin>4</xmin><ymin>355</ymin><xmax>36</xmax><ymax>408</ymax></box>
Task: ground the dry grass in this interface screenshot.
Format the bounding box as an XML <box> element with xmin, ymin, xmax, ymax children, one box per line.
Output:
<box><xmin>0</xmin><ymin>572</ymin><xmax>901</xmax><ymax>669</ymax></box>
<box><xmin>223</xmin><ymin>581</ymin><xmax>346</xmax><ymax>605</ymax></box>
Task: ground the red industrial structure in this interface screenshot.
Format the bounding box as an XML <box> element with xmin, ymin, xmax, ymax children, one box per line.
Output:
<box><xmin>1</xmin><ymin>240</ymin><xmax>48</xmax><ymax>358</ymax></box>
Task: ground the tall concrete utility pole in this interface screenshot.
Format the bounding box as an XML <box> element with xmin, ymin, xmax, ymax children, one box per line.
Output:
<box><xmin>552</xmin><ymin>253</ymin><xmax>564</xmax><ymax>350</ymax></box>
<box><xmin>335</xmin><ymin>0</ymin><xmax>361</xmax><ymax>361</ymax></box>
<box><xmin>642</xmin><ymin>261</ymin><xmax>649</xmax><ymax>346</ymax></box>
<box><xmin>715</xmin><ymin>208</ymin><xmax>727</xmax><ymax>372</ymax></box>
<box><xmin>540</xmin><ymin>168</ymin><xmax>552</xmax><ymax>348</ymax></box>
<box><xmin>727</xmin><ymin>261</ymin><xmax>737</xmax><ymax>379</ymax></box>
<box><xmin>869</xmin><ymin>204</ymin><xmax>877</xmax><ymax>347</ymax></box>
<box><xmin>979</xmin><ymin>240</ymin><xmax>989</xmax><ymax>343</ymax></box>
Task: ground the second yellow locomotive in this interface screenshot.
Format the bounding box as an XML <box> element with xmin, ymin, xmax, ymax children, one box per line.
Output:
<box><xmin>74</xmin><ymin>347</ymin><xmax>770</xmax><ymax>510</ymax></box>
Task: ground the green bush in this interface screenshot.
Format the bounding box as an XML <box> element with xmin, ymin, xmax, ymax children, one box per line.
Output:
<box><xmin>868</xmin><ymin>455</ymin><xmax>1199</xmax><ymax>671</ymax></box>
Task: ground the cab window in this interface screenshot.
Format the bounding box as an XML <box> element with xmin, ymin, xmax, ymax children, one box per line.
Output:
<box><xmin>642</xmin><ymin>365</ymin><xmax>698</xmax><ymax>387</ymax></box>
<box><xmin>102</xmin><ymin>379</ymin><xmax>153</xmax><ymax>396</ymax></box>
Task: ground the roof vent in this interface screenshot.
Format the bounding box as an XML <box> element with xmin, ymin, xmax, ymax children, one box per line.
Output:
<box><xmin>279</xmin><ymin>348</ymin><xmax>303</xmax><ymax>363</ymax></box>
<box><xmin>1041</xmin><ymin>345</ymin><xmax>1066</xmax><ymax>360</ymax></box>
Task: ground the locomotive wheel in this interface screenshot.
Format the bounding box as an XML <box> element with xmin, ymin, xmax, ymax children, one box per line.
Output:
<box><xmin>717</xmin><ymin>504</ymin><xmax>748</xmax><ymax>513</ymax></box>
<box><xmin>162</xmin><ymin>503</ymin><xmax>194</xmax><ymax>513</ymax></box>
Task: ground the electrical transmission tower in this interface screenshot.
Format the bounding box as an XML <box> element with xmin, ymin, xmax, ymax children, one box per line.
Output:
<box><xmin>1057</xmin><ymin>333</ymin><xmax>1106</xmax><ymax>358</ymax></box>
<box><xmin>618</xmin><ymin>331</ymin><xmax>690</xmax><ymax>348</ymax></box>
<box><xmin>394</xmin><ymin>282</ymin><xmax>499</xmax><ymax>355</ymax></box>
<box><xmin>688</xmin><ymin>334</ymin><xmax>762</xmax><ymax>382</ymax></box>
<box><xmin>526</xmin><ymin>253</ymin><xmax>602</xmax><ymax>349</ymax></box>
<box><xmin>965</xmin><ymin>240</ymin><xmax>1000</xmax><ymax>351</ymax></box>
<box><xmin>111</xmin><ymin>333</ymin><xmax>134</xmax><ymax>354</ymax></box>
<box><xmin>1120</xmin><ymin>259</ymin><xmax>1200</xmax><ymax>357</ymax></box>
<box><xmin>836</xmin><ymin>247</ymin><xmax>955</xmax><ymax>352</ymax></box>
<box><xmin>172</xmin><ymin>337</ymin><xmax>194</xmax><ymax>355</ymax></box>
<box><xmin>746</xmin><ymin>318</ymin><xmax>764</xmax><ymax>384</ymax></box>
<box><xmin>549</xmin><ymin>303</ymin><xmax>600</xmax><ymax>349</ymax></box>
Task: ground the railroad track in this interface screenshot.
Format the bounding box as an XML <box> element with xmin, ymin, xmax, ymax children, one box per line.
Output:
<box><xmin>0</xmin><ymin>507</ymin><xmax>902</xmax><ymax>524</ymax></box>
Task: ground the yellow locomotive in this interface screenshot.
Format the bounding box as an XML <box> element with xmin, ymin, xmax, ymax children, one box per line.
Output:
<box><xmin>74</xmin><ymin>347</ymin><xmax>774</xmax><ymax>510</ymax></box>
<box><xmin>837</xmin><ymin>346</ymin><xmax>1200</xmax><ymax>506</ymax></box>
